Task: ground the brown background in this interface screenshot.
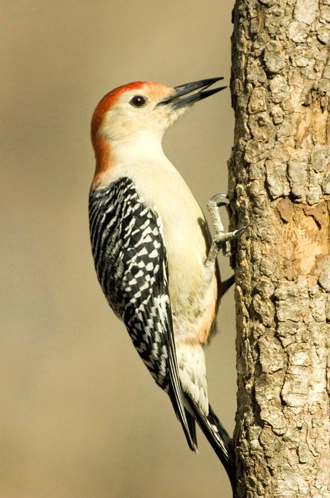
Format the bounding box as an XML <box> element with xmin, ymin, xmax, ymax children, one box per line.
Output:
<box><xmin>1</xmin><ymin>1</ymin><xmax>236</xmax><ymax>497</ymax></box>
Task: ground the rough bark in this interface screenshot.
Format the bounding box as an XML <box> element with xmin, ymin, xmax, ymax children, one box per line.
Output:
<box><xmin>229</xmin><ymin>1</ymin><xmax>330</xmax><ymax>496</ymax></box>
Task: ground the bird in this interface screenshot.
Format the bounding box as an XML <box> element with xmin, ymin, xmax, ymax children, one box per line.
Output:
<box><xmin>88</xmin><ymin>77</ymin><xmax>239</xmax><ymax>488</ymax></box>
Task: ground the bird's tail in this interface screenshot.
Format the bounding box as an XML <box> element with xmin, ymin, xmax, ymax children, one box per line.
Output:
<box><xmin>185</xmin><ymin>396</ymin><xmax>236</xmax><ymax>491</ymax></box>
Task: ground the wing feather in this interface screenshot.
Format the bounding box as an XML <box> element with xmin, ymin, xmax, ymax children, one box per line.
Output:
<box><xmin>89</xmin><ymin>177</ymin><xmax>196</xmax><ymax>451</ymax></box>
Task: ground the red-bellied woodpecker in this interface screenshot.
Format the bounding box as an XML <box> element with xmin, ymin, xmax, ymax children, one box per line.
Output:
<box><xmin>89</xmin><ymin>78</ymin><xmax>240</xmax><ymax>488</ymax></box>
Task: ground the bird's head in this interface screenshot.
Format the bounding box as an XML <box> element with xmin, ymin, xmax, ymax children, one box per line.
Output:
<box><xmin>91</xmin><ymin>78</ymin><xmax>226</xmax><ymax>184</ymax></box>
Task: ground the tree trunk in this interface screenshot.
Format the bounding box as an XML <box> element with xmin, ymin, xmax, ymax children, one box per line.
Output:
<box><xmin>229</xmin><ymin>1</ymin><xmax>330</xmax><ymax>496</ymax></box>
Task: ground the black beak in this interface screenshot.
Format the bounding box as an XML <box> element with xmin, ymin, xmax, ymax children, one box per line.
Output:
<box><xmin>157</xmin><ymin>77</ymin><xmax>226</xmax><ymax>109</ymax></box>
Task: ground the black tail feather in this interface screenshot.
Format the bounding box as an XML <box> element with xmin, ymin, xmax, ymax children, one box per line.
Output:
<box><xmin>185</xmin><ymin>396</ymin><xmax>236</xmax><ymax>491</ymax></box>
<box><xmin>185</xmin><ymin>408</ymin><xmax>198</xmax><ymax>449</ymax></box>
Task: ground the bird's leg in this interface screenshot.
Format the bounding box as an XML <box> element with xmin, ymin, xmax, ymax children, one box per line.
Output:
<box><xmin>206</xmin><ymin>193</ymin><xmax>246</xmax><ymax>266</ymax></box>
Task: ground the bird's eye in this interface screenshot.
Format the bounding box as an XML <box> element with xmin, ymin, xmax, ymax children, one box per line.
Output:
<box><xmin>130</xmin><ymin>95</ymin><xmax>147</xmax><ymax>108</ymax></box>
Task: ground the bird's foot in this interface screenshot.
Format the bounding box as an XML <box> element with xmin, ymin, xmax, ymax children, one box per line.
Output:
<box><xmin>206</xmin><ymin>193</ymin><xmax>247</xmax><ymax>265</ymax></box>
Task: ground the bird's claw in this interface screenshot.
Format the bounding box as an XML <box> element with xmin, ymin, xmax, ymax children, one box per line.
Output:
<box><xmin>206</xmin><ymin>193</ymin><xmax>247</xmax><ymax>263</ymax></box>
<box><xmin>208</xmin><ymin>192</ymin><xmax>229</xmax><ymax>206</ymax></box>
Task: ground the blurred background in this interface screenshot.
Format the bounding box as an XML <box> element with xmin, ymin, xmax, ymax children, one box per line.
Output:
<box><xmin>1</xmin><ymin>1</ymin><xmax>235</xmax><ymax>497</ymax></box>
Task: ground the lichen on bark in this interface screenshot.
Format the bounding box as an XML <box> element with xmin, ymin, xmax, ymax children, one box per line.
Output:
<box><xmin>229</xmin><ymin>0</ymin><xmax>330</xmax><ymax>496</ymax></box>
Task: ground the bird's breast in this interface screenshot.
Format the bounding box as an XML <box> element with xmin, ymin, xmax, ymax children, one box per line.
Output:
<box><xmin>107</xmin><ymin>154</ymin><xmax>219</xmax><ymax>343</ymax></box>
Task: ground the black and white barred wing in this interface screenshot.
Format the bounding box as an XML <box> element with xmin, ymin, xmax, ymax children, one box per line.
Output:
<box><xmin>89</xmin><ymin>177</ymin><xmax>196</xmax><ymax>450</ymax></box>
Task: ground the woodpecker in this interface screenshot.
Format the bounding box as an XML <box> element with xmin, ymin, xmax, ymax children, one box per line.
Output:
<box><xmin>89</xmin><ymin>78</ymin><xmax>239</xmax><ymax>488</ymax></box>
